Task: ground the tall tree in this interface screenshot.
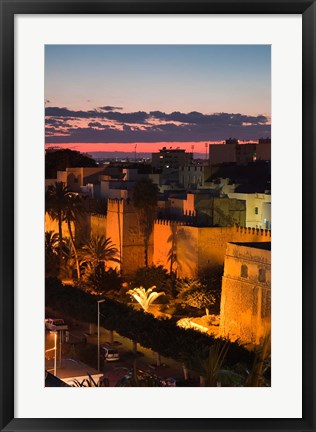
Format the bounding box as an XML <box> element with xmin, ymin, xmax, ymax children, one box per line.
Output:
<box><xmin>45</xmin><ymin>231</ymin><xmax>60</xmax><ymax>277</ymax></box>
<box><xmin>45</xmin><ymin>148</ymin><xmax>97</xmax><ymax>179</ymax></box>
<box><xmin>167</xmin><ymin>221</ymin><xmax>178</xmax><ymax>279</ymax></box>
<box><xmin>46</xmin><ymin>182</ymin><xmax>69</xmax><ymax>269</ymax></box>
<box><xmin>187</xmin><ymin>340</ymin><xmax>230</xmax><ymax>387</ymax></box>
<box><xmin>64</xmin><ymin>193</ymin><xmax>86</xmax><ymax>280</ymax></box>
<box><xmin>245</xmin><ymin>332</ymin><xmax>271</xmax><ymax>387</ymax></box>
<box><xmin>132</xmin><ymin>179</ymin><xmax>159</xmax><ymax>267</ymax></box>
<box><xmin>79</xmin><ymin>235</ymin><xmax>120</xmax><ymax>277</ymax></box>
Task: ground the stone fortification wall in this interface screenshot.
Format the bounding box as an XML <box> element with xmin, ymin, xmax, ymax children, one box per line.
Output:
<box><xmin>90</xmin><ymin>214</ymin><xmax>107</xmax><ymax>238</ymax></box>
<box><xmin>45</xmin><ymin>213</ymin><xmax>73</xmax><ymax>240</ymax></box>
<box><xmin>220</xmin><ymin>243</ymin><xmax>271</xmax><ymax>344</ymax></box>
<box><xmin>153</xmin><ymin>221</ymin><xmax>271</xmax><ymax>278</ymax></box>
<box><xmin>106</xmin><ymin>199</ymin><xmax>153</xmax><ymax>276</ymax></box>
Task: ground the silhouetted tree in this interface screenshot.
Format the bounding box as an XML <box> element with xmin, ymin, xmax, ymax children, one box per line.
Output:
<box><xmin>79</xmin><ymin>235</ymin><xmax>120</xmax><ymax>283</ymax></box>
<box><xmin>46</xmin><ymin>182</ymin><xmax>69</xmax><ymax>269</ymax></box>
<box><xmin>132</xmin><ymin>265</ymin><xmax>173</xmax><ymax>296</ymax></box>
<box><xmin>167</xmin><ymin>221</ymin><xmax>178</xmax><ymax>277</ymax></box>
<box><xmin>45</xmin><ymin>231</ymin><xmax>60</xmax><ymax>277</ymax></box>
<box><xmin>132</xmin><ymin>179</ymin><xmax>159</xmax><ymax>267</ymax></box>
<box><xmin>64</xmin><ymin>193</ymin><xmax>86</xmax><ymax>279</ymax></box>
<box><xmin>45</xmin><ymin>148</ymin><xmax>97</xmax><ymax>179</ymax></box>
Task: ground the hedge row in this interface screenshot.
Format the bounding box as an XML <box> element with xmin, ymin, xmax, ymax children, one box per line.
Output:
<box><xmin>45</xmin><ymin>278</ymin><xmax>254</xmax><ymax>369</ymax></box>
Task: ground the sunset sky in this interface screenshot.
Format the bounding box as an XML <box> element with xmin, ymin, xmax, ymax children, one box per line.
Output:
<box><xmin>45</xmin><ymin>45</ymin><xmax>271</xmax><ymax>154</ymax></box>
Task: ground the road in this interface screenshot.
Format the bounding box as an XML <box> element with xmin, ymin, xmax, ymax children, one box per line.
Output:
<box><xmin>45</xmin><ymin>320</ymin><xmax>199</xmax><ymax>386</ymax></box>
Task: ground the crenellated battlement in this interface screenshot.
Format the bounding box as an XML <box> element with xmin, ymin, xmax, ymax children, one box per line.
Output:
<box><xmin>90</xmin><ymin>213</ymin><xmax>106</xmax><ymax>220</ymax></box>
<box><xmin>154</xmin><ymin>219</ymin><xmax>271</xmax><ymax>237</ymax></box>
<box><xmin>155</xmin><ymin>219</ymin><xmax>191</xmax><ymax>227</ymax></box>
<box><xmin>235</xmin><ymin>225</ymin><xmax>271</xmax><ymax>237</ymax></box>
<box><xmin>107</xmin><ymin>198</ymin><xmax>133</xmax><ymax>213</ymax></box>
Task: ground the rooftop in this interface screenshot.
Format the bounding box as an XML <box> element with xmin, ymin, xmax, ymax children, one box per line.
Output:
<box><xmin>230</xmin><ymin>242</ymin><xmax>271</xmax><ymax>251</ymax></box>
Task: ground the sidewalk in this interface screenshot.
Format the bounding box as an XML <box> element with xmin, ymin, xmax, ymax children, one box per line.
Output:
<box><xmin>45</xmin><ymin>357</ymin><xmax>103</xmax><ymax>386</ymax></box>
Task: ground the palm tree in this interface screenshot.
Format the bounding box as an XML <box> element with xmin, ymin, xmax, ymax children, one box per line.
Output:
<box><xmin>45</xmin><ymin>230</ymin><xmax>59</xmax><ymax>255</ymax></box>
<box><xmin>245</xmin><ymin>332</ymin><xmax>271</xmax><ymax>387</ymax></box>
<box><xmin>132</xmin><ymin>179</ymin><xmax>159</xmax><ymax>267</ymax></box>
<box><xmin>79</xmin><ymin>235</ymin><xmax>120</xmax><ymax>277</ymax></box>
<box><xmin>45</xmin><ymin>231</ymin><xmax>60</xmax><ymax>277</ymax></box>
<box><xmin>127</xmin><ymin>286</ymin><xmax>165</xmax><ymax>313</ymax></box>
<box><xmin>201</xmin><ymin>340</ymin><xmax>230</xmax><ymax>386</ymax></box>
<box><xmin>167</xmin><ymin>221</ymin><xmax>178</xmax><ymax>277</ymax></box>
<box><xmin>186</xmin><ymin>340</ymin><xmax>230</xmax><ymax>387</ymax></box>
<box><xmin>64</xmin><ymin>193</ymin><xmax>86</xmax><ymax>280</ymax></box>
<box><xmin>46</xmin><ymin>182</ymin><xmax>69</xmax><ymax>269</ymax></box>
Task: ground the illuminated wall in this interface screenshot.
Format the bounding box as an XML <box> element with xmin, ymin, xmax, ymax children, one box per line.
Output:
<box><xmin>220</xmin><ymin>242</ymin><xmax>271</xmax><ymax>345</ymax></box>
<box><xmin>45</xmin><ymin>212</ymin><xmax>107</xmax><ymax>247</ymax></box>
<box><xmin>90</xmin><ymin>214</ymin><xmax>107</xmax><ymax>238</ymax></box>
<box><xmin>45</xmin><ymin>213</ymin><xmax>72</xmax><ymax>240</ymax></box>
<box><xmin>106</xmin><ymin>199</ymin><xmax>153</xmax><ymax>276</ymax></box>
<box><xmin>153</xmin><ymin>222</ymin><xmax>271</xmax><ymax>278</ymax></box>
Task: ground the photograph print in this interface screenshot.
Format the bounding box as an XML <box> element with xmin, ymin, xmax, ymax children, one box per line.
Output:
<box><xmin>44</xmin><ymin>44</ymin><xmax>271</xmax><ymax>388</ymax></box>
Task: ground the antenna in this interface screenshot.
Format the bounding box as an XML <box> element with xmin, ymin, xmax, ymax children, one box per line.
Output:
<box><xmin>205</xmin><ymin>142</ymin><xmax>208</xmax><ymax>160</ymax></box>
<box><xmin>191</xmin><ymin>145</ymin><xmax>195</xmax><ymax>161</ymax></box>
<box><xmin>134</xmin><ymin>144</ymin><xmax>137</xmax><ymax>162</ymax></box>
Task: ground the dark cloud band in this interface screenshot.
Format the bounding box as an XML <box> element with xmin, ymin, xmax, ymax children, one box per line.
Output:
<box><xmin>45</xmin><ymin>107</ymin><xmax>270</xmax><ymax>143</ymax></box>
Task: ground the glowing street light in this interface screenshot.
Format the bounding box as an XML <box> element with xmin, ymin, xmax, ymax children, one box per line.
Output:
<box><xmin>53</xmin><ymin>331</ymin><xmax>57</xmax><ymax>376</ymax></box>
<box><xmin>97</xmin><ymin>299</ymin><xmax>105</xmax><ymax>372</ymax></box>
<box><xmin>45</xmin><ymin>331</ymin><xmax>57</xmax><ymax>376</ymax></box>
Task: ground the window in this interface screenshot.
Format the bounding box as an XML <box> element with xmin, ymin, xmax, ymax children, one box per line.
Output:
<box><xmin>258</xmin><ymin>268</ymin><xmax>266</xmax><ymax>282</ymax></box>
<box><xmin>255</xmin><ymin>207</ymin><xmax>258</xmax><ymax>214</ymax></box>
<box><xmin>241</xmin><ymin>264</ymin><xmax>248</xmax><ymax>278</ymax></box>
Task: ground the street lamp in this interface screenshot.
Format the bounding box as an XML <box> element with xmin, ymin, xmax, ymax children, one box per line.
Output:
<box><xmin>45</xmin><ymin>331</ymin><xmax>57</xmax><ymax>376</ymax></box>
<box><xmin>54</xmin><ymin>331</ymin><xmax>57</xmax><ymax>376</ymax></box>
<box><xmin>97</xmin><ymin>299</ymin><xmax>105</xmax><ymax>372</ymax></box>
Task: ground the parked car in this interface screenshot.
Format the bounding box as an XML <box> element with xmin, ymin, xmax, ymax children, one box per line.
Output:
<box><xmin>45</xmin><ymin>318</ymin><xmax>68</xmax><ymax>331</ymax></box>
<box><xmin>102</xmin><ymin>346</ymin><xmax>120</xmax><ymax>362</ymax></box>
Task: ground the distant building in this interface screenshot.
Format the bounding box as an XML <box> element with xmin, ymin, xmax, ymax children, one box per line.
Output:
<box><xmin>220</xmin><ymin>242</ymin><xmax>271</xmax><ymax>345</ymax></box>
<box><xmin>63</xmin><ymin>167</ymin><xmax>107</xmax><ymax>192</ymax></box>
<box><xmin>100</xmin><ymin>175</ymin><xmax>134</xmax><ymax>201</ymax></box>
<box><xmin>151</xmin><ymin>147</ymin><xmax>193</xmax><ymax>170</ymax></box>
<box><xmin>164</xmin><ymin>192</ymin><xmax>246</xmax><ymax>227</ymax></box>
<box><xmin>209</xmin><ymin>138</ymin><xmax>271</xmax><ymax>166</ymax></box>
<box><xmin>257</xmin><ymin>138</ymin><xmax>271</xmax><ymax>161</ymax></box>
<box><xmin>204</xmin><ymin>162</ymin><xmax>271</xmax><ymax>204</ymax></box>
<box><xmin>227</xmin><ymin>192</ymin><xmax>271</xmax><ymax>229</ymax></box>
<box><xmin>179</xmin><ymin>166</ymin><xmax>204</xmax><ymax>189</ymax></box>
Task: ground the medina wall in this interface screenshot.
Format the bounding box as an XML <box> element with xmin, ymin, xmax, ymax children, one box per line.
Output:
<box><xmin>45</xmin><ymin>212</ymin><xmax>90</xmax><ymax>246</ymax></box>
<box><xmin>90</xmin><ymin>214</ymin><xmax>107</xmax><ymax>238</ymax></box>
<box><xmin>220</xmin><ymin>243</ymin><xmax>271</xmax><ymax>345</ymax></box>
<box><xmin>45</xmin><ymin>213</ymin><xmax>72</xmax><ymax>240</ymax></box>
<box><xmin>106</xmin><ymin>199</ymin><xmax>153</xmax><ymax>277</ymax></box>
<box><xmin>153</xmin><ymin>222</ymin><xmax>271</xmax><ymax>278</ymax></box>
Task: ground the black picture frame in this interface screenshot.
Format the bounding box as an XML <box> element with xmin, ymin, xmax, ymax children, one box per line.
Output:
<box><xmin>0</xmin><ymin>1</ymin><xmax>315</xmax><ymax>431</ymax></box>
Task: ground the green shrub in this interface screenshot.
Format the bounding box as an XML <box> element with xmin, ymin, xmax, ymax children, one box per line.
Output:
<box><xmin>131</xmin><ymin>265</ymin><xmax>175</xmax><ymax>296</ymax></box>
<box><xmin>45</xmin><ymin>278</ymin><xmax>254</xmax><ymax>372</ymax></box>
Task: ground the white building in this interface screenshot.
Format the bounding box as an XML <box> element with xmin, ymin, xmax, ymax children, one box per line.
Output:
<box><xmin>227</xmin><ymin>192</ymin><xmax>271</xmax><ymax>229</ymax></box>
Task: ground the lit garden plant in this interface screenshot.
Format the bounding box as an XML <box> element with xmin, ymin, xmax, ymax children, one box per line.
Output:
<box><xmin>127</xmin><ymin>286</ymin><xmax>166</xmax><ymax>313</ymax></box>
